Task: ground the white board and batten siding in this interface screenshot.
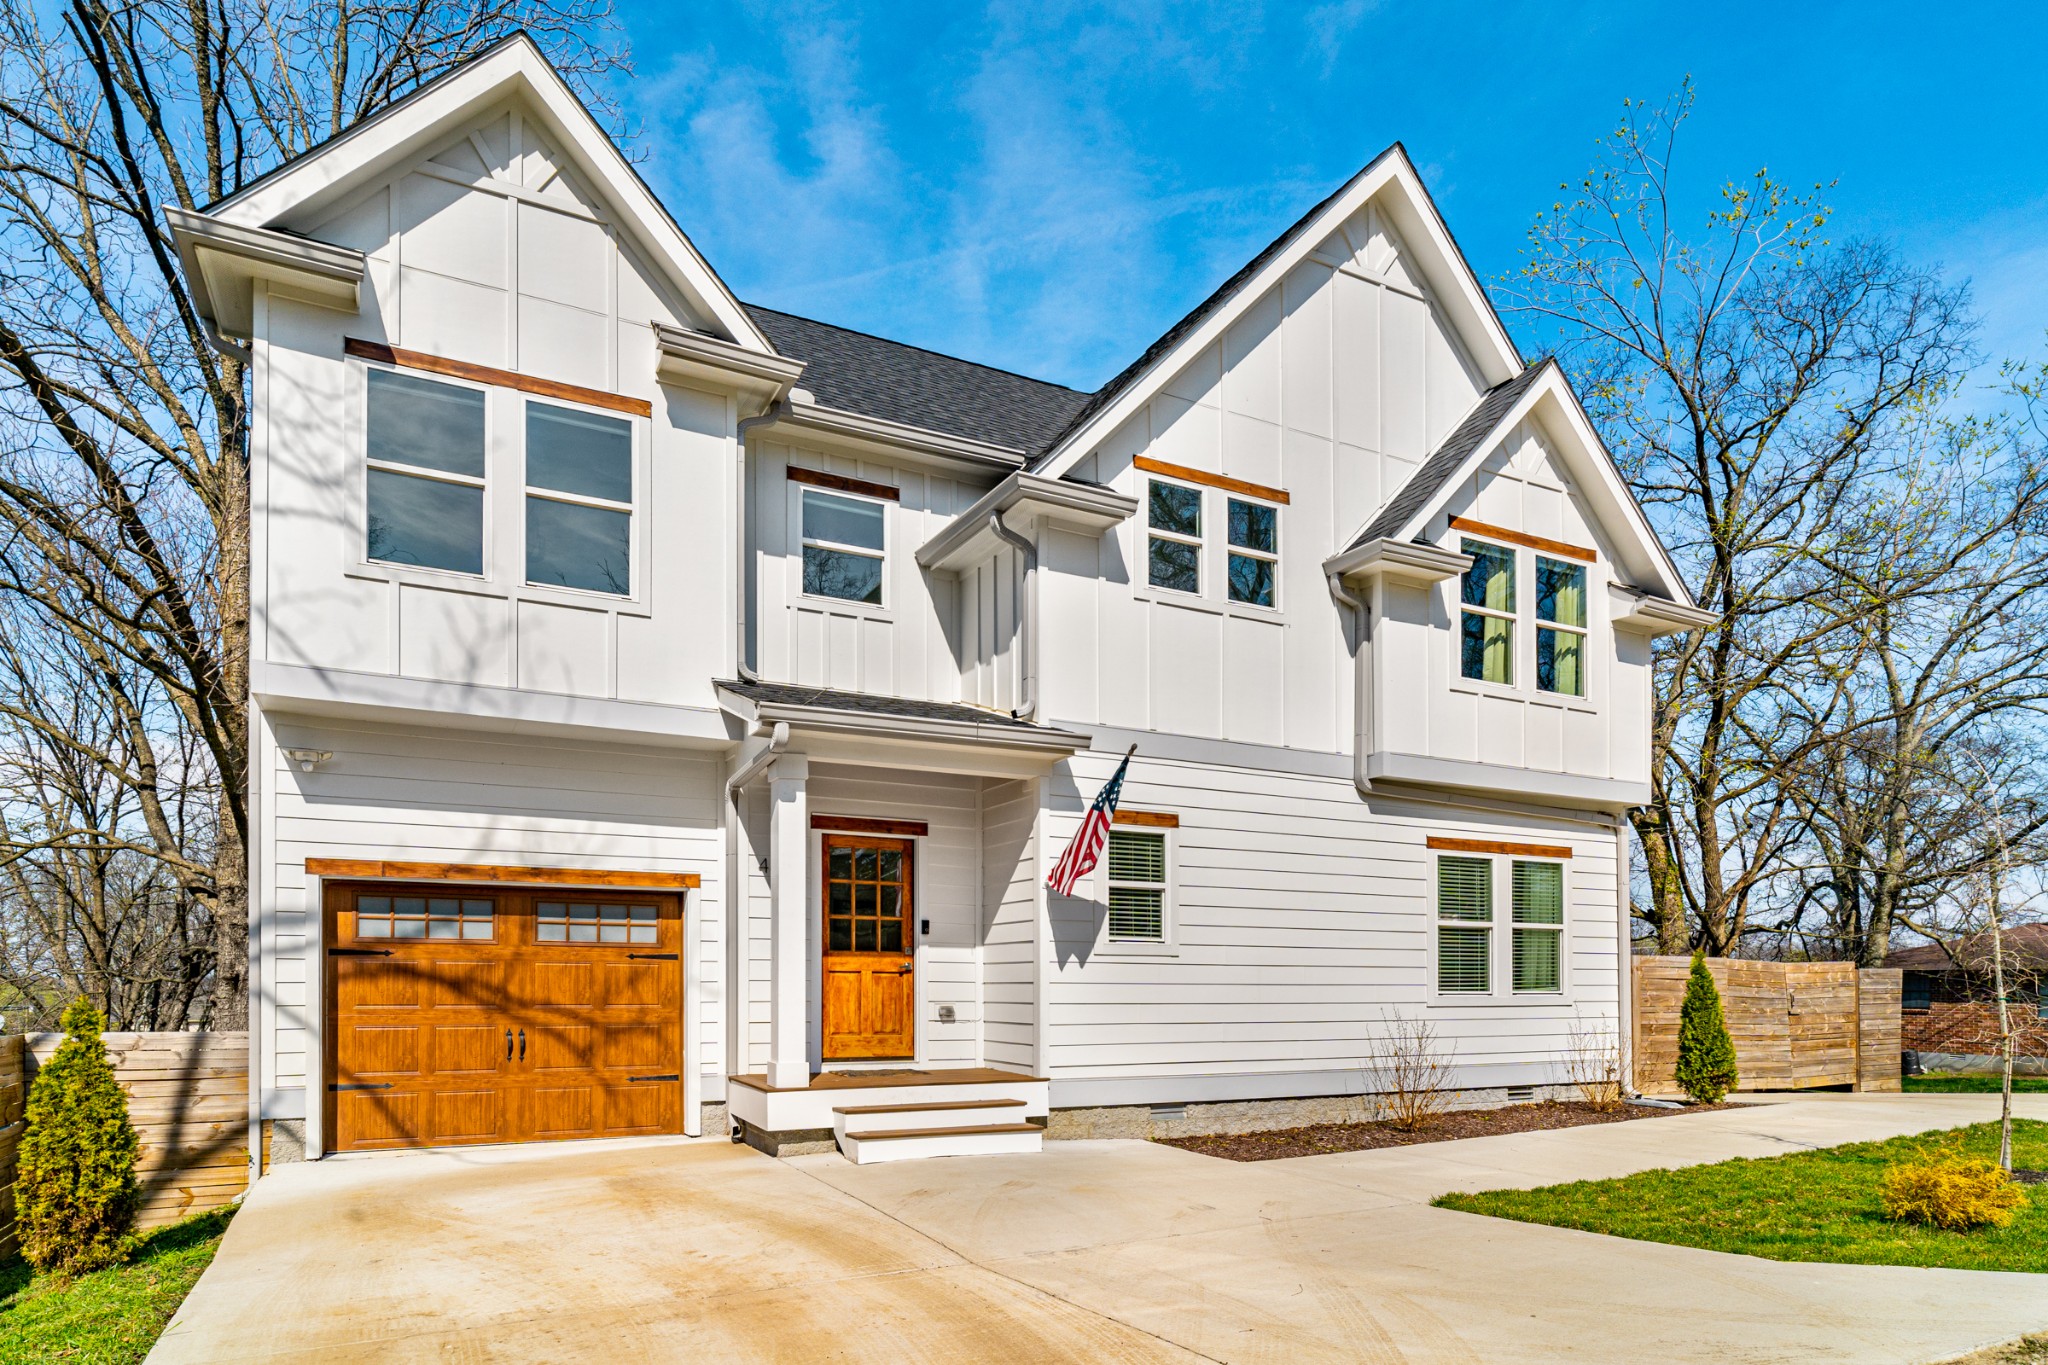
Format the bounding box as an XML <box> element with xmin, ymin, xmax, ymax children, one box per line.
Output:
<box><xmin>252</xmin><ymin>99</ymin><xmax>737</xmax><ymax>713</ymax></box>
<box><xmin>252</xmin><ymin>716</ymin><xmax>726</xmax><ymax>1117</ymax></box>
<box><xmin>1040</xmin><ymin>200</ymin><xmax>1483</xmax><ymax>753</ymax></box>
<box><xmin>1040</xmin><ymin>747</ymin><xmax>1622</xmax><ymax>1107</ymax></box>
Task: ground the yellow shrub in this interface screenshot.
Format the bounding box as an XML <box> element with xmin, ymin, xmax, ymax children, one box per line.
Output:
<box><xmin>1881</xmin><ymin>1151</ymin><xmax>2027</xmax><ymax>1231</ymax></box>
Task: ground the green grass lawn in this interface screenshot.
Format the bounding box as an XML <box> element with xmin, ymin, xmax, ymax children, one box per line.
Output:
<box><xmin>1905</xmin><ymin>1074</ymin><xmax>2048</xmax><ymax>1094</ymax></box>
<box><xmin>1435</xmin><ymin>1120</ymin><xmax>2048</xmax><ymax>1273</ymax></box>
<box><xmin>0</xmin><ymin>1208</ymin><xmax>234</xmax><ymax>1365</ymax></box>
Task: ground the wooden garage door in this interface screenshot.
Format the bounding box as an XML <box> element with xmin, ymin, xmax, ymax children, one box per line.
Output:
<box><xmin>325</xmin><ymin>883</ymin><xmax>684</xmax><ymax>1152</ymax></box>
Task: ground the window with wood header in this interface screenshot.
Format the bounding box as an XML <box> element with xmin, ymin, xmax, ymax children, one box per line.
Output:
<box><xmin>801</xmin><ymin>488</ymin><xmax>887</xmax><ymax>604</ymax></box>
<box><xmin>1147</xmin><ymin>479</ymin><xmax>1202</xmax><ymax>594</ymax></box>
<box><xmin>1459</xmin><ymin>539</ymin><xmax>1516</xmax><ymax>685</ymax></box>
<box><xmin>1436</xmin><ymin>856</ymin><xmax>1492</xmax><ymax>993</ymax></box>
<box><xmin>1511</xmin><ymin>861</ymin><xmax>1565</xmax><ymax>993</ymax></box>
<box><xmin>1105</xmin><ymin>829</ymin><xmax>1168</xmax><ymax>942</ymax></box>
<box><xmin>365</xmin><ymin>368</ymin><xmax>487</xmax><ymax>575</ymax></box>
<box><xmin>525</xmin><ymin>401</ymin><xmax>634</xmax><ymax>596</ymax></box>
<box><xmin>1536</xmin><ymin>557</ymin><xmax>1587</xmax><ymax>696</ymax></box>
<box><xmin>1227</xmin><ymin>497</ymin><xmax>1279</xmax><ymax>607</ymax></box>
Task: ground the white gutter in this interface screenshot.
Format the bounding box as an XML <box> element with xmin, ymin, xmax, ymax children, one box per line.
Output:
<box><xmin>1326</xmin><ymin>574</ymin><xmax>1373</xmax><ymax>796</ymax></box>
<box><xmin>986</xmin><ymin>510</ymin><xmax>1038</xmax><ymax>722</ymax></box>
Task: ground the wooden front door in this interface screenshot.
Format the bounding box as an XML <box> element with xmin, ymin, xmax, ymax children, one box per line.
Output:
<box><xmin>325</xmin><ymin>883</ymin><xmax>684</xmax><ymax>1152</ymax></box>
<box><xmin>820</xmin><ymin>835</ymin><xmax>915</xmax><ymax>1059</ymax></box>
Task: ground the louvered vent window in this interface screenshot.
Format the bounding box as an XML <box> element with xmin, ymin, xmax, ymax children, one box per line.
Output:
<box><xmin>1511</xmin><ymin>861</ymin><xmax>1565</xmax><ymax>992</ymax></box>
<box><xmin>1106</xmin><ymin>829</ymin><xmax>1168</xmax><ymax>942</ymax></box>
<box><xmin>1436</xmin><ymin>856</ymin><xmax>1493</xmax><ymax>993</ymax></box>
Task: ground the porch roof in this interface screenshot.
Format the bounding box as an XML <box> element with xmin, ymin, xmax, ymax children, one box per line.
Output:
<box><xmin>714</xmin><ymin>680</ymin><xmax>1090</xmax><ymax>767</ymax></box>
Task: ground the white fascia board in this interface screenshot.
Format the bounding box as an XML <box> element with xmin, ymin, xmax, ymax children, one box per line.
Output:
<box><xmin>654</xmin><ymin>322</ymin><xmax>805</xmax><ymax>408</ymax></box>
<box><xmin>208</xmin><ymin>36</ymin><xmax>771</xmax><ymax>353</ymax></box>
<box><xmin>1323</xmin><ymin>537</ymin><xmax>1471</xmax><ymax>586</ymax></box>
<box><xmin>1371</xmin><ymin>365</ymin><xmax>1698</xmax><ymax>609</ymax></box>
<box><xmin>167</xmin><ymin>207</ymin><xmax>367</xmax><ymax>335</ymax></box>
<box><xmin>766</xmin><ymin>397</ymin><xmax>1028</xmax><ymax>476</ymax></box>
<box><xmin>917</xmin><ymin>471</ymin><xmax>1137</xmax><ymax>572</ymax></box>
<box><xmin>1365</xmin><ymin>752</ymin><xmax>1650</xmax><ymax>812</ymax></box>
<box><xmin>1034</xmin><ymin>147</ymin><xmax>1521</xmax><ymax>482</ymax></box>
<box><xmin>1609</xmin><ymin>583</ymin><xmax>1717</xmax><ymax>635</ymax></box>
<box><xmin>713</xmin><ymin>686</ymin><xmax>1088</xmax><ymax>764</ymax></box>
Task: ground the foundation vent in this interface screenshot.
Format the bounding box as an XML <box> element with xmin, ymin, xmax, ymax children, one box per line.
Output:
<box><xmin>1149</xmin><ymin>1103</ymin><xmax>1187</xmax><ymax>1122</ymax></box>
<box><xmin>1504</xmin><ymin>1085</ymin><xmax>1536</xmax><ymax>1103</ymax></box>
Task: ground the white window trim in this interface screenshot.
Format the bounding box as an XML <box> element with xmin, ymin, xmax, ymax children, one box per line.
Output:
<box><xmin>357</xmin><ymin>361</ymin><xmax>492</xmax><ymax>585</ymax></box>
<box><xmin>1427</xmin><ymin>850</ymin><xmax>1571</xmax><ymax>1004</ymax></box>
<box><xmin>1094</xmin><ymin>822</ymin><xmax>1178</xmax><ymax>959</ymax></box>
<box><xmin>522</xmin><ymin>395</ymin><xmax>640</xmax><ymax>601</ymax></box>
<box><xmin>1224</xmin><ymin>494</ymin><xmax>1283</xmax><ymax>613</ymax></box>
<box><xmin>1143</xmin><ymin>476</ymin><xmax>1204</xmax><ymax>599</ymax></box>
<box><xmin>1446</xmin><ymin>534</ymin><xmax>1601</xmax><ymax>712</ymax></box>
<box><xmin>797</xmin><ymin>485</ymin><xmax>891</xmax><ymax>612</ymax></box>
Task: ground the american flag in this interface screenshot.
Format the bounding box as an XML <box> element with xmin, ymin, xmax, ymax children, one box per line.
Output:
<box><xmin>1048</xmin><ymin>746</ymin><xmax>1135</xmax><ymax>896</ymax></box>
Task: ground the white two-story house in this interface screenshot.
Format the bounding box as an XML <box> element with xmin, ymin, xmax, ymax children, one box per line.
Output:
<box><xmin>172</xmin><ymin>36</ymin><xmax>1710</xmax><ymax>1167</ymax></box>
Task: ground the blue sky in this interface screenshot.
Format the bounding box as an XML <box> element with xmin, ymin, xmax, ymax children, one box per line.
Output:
<box><xmin>609</xmin><ymin>2</ymin><xmax>2047</xmax><ymax>394</ymax></box>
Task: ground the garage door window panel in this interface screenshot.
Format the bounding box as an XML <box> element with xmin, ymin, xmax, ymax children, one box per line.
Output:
<box><xmin>353</xmin><ymin>893</ymin><xmax>496</xmax><ymax>940</ymax></box>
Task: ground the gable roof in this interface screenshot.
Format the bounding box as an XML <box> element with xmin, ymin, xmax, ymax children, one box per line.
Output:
<box><xmin>1349</xmin><ymin>362</ymin><xmax>1554</xmax><ymax>549</ymax></box>
<box><xmin>205</xmin><ymin>34</ymin><xmax>770</xmax><ymax>352</ymax></box>
<box><xmin>1887</xmin><ymin>925</ymin><xmax>2048</xmax><ymax>975</ymax></box>
<box><xmin>744</xmin><ymin>305</ymin><xmax>1088</xmax><ymax>455</ymax></box>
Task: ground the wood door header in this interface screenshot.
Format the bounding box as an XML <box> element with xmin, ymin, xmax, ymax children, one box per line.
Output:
<box><xmin>344</xmin><ymin>338</ymin><xmax>654</xmax><ymax>418</ymax></box>
<box><xmin>1133</xmin><ymin>456</ymin><xmax>1290</xmax><ymax>506</ymax></box>
<box><xmin>1425</xmin><ymin>836</ymin><xmax>1573</xmax><ymax>860</ymax></box>
<box><xmin>812</xmin><ymin>814</ymin><xmax>930</xmax><ymax>837</ymax></box>
<box><xmin>307</xmin><ymin>859</ymin><xmax>701</xmax><ymax>889</ymax></box>
<box><xmin>1447</xmin><ymin>516</ymin><xmax>1597</xmax><ymax>564</ymax></box>
<box><xmin>787</xmin><ymin>465</ymin><xmax>901</xmax><ymax>502</ymax></box>
<box><xmin>1112</xmin><ymin>809</ymin><xmax>1180</xmax><ymax>828</ymax></box>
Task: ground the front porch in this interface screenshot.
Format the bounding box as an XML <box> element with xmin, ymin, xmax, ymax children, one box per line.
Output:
<box><xmin>726</xmin><ymin>1067</ymin><xmax>1051</xmax><ymax>1161</ymax></box>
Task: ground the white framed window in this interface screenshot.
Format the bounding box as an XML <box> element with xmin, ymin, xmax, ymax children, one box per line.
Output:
<box><xmin>364</xmin><ymin>368</ymin><xmax>487</xmax><ymax>576</ymax></box>
<box><xmin>1511</xmin><ymin>860</ymin><xmax>1565</xmax><ymax>993</ymax></box>
<box><xmin>1435</xmin><ymin>855</ymin><xmax>1493</xmax><ymax>993</ymax></box>
<box><xmin>1535</xmin><ymin>556</ymin><xmax>1587</xmax><ymax>697</ymax></box>
<box><xmin>1458</xmin><ymin>538</ymin><xmax>1515</xmax><ymax>685</ymax></box>
<box><xmin>525</xmin><ymin>400</ymin><xmax>634</xmax><ymax>597</ymax></box>
<box><xmin>801</xmin><ymin>487</ymin><xmax>887</xmax><ymax>605</ymax></box>
<box><xmin>1104</xmin><ymin>827</ymin><xmax>1170</xmax><ymax>944</ymax></box>
<box><xmin>1226</xmin><ymin>497</ymin><xmax>1279</xmax><ymax>608</ymax></box>
<box><xmin>1146</xmin><ymin>479</ymin><xmax>1202</xmax><ymax>594</ymax></box>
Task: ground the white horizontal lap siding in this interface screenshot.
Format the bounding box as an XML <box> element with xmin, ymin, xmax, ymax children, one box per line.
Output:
<box><xmin>259</xmin><ymin>717</ymin><xmax>724</xmax><ymax>1108</ymax></box>
<box><xmin>979</xmin><ymin>777</ymin><xmax>1039</xmax><ymax>1072</ymax></box>
<box><xmin>806</xmin><ymin>765</ymin><xmax>982</xmax><ymax>1066</ymax></box>
<box><xmin>1042</xmin><ymin>750</ymin><xmax>1617</xmax><ymax>1092</ymax></box>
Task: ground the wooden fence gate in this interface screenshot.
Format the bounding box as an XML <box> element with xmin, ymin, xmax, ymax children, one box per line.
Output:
<box><xmin>1632</xmin><ymin>957</ymin><xmax>1902</xmax><ymax>1096</ymax></box>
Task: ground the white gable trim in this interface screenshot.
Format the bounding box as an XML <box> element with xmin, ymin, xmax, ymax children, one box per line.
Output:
<box><xmin>208</xmin><ymin>35</ymin><xmax>769</xmax><ymax>352</ymax></box>
<box><xmin>1035</xmin><ymin>145</ymin><xmax>1521</xmax><ymax>481</ymax></box>
<box><xmin>1373</xmin><ymin>365</ymin><xmax>1696</xmax><ymax>607</ymax></box>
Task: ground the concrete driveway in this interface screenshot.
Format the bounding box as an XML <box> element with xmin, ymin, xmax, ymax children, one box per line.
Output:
<box><xmin>154</xmin><ymin>1093</ymin><xmax>2048</xmax><ymax>1363</ymax></box>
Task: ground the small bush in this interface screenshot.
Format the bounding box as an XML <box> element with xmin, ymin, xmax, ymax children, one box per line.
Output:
<box><xmin>1675</xmin><ymin>951</ymin><xmax>1739</xmax><ymax>1104</ymax></box>
<box><xmin>1881</xmin><ymin>1147</ymin><xmax>2027</xmax><ymax>1231</ymax></box>
<box><xmin>18</xmin><ymin>999</ymin><xmax>140</xmax><ymax>1276</ymax></box>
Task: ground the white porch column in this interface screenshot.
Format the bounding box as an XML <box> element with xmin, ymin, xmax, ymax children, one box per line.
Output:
<box><xmin>766</xmin><ymin>753</ymin><xmax>811</xmax><ymax>1090</ymax></box>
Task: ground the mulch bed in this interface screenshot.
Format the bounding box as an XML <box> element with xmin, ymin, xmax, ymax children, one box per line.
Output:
<box><xmin>1157</xmin><ymin>1100</ymin><xmax>1739</xmax><ymax>1162</ymax></box>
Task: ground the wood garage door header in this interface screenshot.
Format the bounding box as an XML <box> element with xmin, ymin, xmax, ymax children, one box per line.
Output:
<box><xmin>306</xmin><ymin>859</ymin><xmax>701</xmax><ymax>889</ymax></box>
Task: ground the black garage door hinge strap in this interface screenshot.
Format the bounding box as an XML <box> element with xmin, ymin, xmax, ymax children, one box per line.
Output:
<box><xmin>627</xmin><ymin>952</ymin><xmax>678</xmax><ymax>960</ymax></box>
<box><xmin>630</xmin><ymin>1074</ymin><xmax>680</xmax><ymax>1083</ymax></box>
<box><xmin>328</xmin><ymin>947</ymin><xmax>393</xmax><ymax>957</ymax></box>
<box><xmin>330</xmin><ymin>1082</ymin><xmax>394</xmax><ymax>1091</ymax></box>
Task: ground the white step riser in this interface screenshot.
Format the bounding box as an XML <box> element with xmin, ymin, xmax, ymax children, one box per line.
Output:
<box><xmin>742</xmin><ymin>1081</ymin><xmax>1049</xmax><ymax>1132</ymax></box>
<box><xmin>841</xmin><ymin>1130</ymin><xmax>1043</xmax><ymax>1165</ymax></box>
<box><xmin>833</xmin><ymin>1104</ymin><xmax>1024</xmax><ymax>1137</ymax></box>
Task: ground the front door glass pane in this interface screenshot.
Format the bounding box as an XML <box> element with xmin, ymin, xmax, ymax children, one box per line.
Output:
<box><xmin>824</xmin><ymin>837</ymin><xmax>911</xmax><ymax>956</ymax></box>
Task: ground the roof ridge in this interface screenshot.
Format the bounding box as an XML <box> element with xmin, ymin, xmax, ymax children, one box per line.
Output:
<box><xmin>741</xmin><ymin>302</ymin><xmax>1087</xmax><ymax>397</ymax></box>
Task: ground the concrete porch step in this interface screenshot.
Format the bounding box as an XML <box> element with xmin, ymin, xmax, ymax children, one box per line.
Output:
<box><xmin>838</xmin><ymin>1121</ymin><xmax>1044</xmax><ymax>1165</ymax></box>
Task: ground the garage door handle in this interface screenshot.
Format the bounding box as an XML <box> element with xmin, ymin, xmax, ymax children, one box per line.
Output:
<box><xmin>628</xmin><ymin>952</ymin><xmax>678</xmax><ymax>960</ymax></box>
<box><xmin>505</xmin><ymin>1028</ymin><xmax>513</xmax><ymax>1061</ymax></box>
<box><xmin>518</xmin><ymin>1028</ymin><xmax>526</xmax><ymax>1061</ymax></box>
<box><xmin>330</xmin><ymin>1082</ymin><xmax>393</xmax><ymax>1092</ymax></box>
<box><xmin>630</xmin><ymin>1074</ymin><xmax>679</xmax><ymax>1083</ymax></box>
<box><xmin>329</xmin><ymin>947</ymin><xmax>392</xmax><ymax>957</ymax></box>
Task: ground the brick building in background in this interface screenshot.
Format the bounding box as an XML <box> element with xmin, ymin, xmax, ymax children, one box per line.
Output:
<box><xmin>1887</xmin><ymin>925</ymin><xmax>2048</xmax><ymax>1068</ymax></box>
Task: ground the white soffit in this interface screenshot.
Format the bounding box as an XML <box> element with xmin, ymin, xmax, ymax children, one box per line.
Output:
<box><xmin>1034</xmin><ymin>145</ymin><xmax>1523</xmax><ymax>482</ymax></box>
<box><xmin>206</xmin><ymin>35</ymin><xmax>770</xmax><ymax>353</ymax></box>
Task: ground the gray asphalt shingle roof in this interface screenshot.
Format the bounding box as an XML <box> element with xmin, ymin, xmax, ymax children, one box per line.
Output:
<box><xmin>743</xmin><ymin>305</ymin><xmax>1091</xmax><ymax>456</ymax></box>
<box><xmin>1346</xmin><ymin>361</ymin><xmax>1553</xmax><ymax>550</ymax></box>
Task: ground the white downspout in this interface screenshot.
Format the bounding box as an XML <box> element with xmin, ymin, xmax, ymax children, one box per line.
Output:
<box><xmin>988</xmin><ymin>510</ymin><xmax>1038</xmax><ymax>721</ymax></box>
<box><xmin>1327</xmin><ymin>572</ymin><xmax>1372</xmax><ymax>795</ymax></box>
<box><xmin>727</xmin><ymin>721</ymin><xmax>792</xmax><ymax>804</ymax></box>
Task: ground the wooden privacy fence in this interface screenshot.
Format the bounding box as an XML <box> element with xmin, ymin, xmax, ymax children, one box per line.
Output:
<box><xmin>0</xmin><ymin>1031</ymin><xmax>250</xmax><ymax>1247</ymax></box>
<box><xmin>1633</xmin><ymin>958</ymin><xmax>1902</xmax><ymax>1096</ymax></box>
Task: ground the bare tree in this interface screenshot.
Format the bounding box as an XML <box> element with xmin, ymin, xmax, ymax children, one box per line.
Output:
<box><xmin>0</xmin><ymin>1</ymin><xmax>625</xmax><ymax>1024</ymax></box>
<box><xmin>1506</xmin><ymin>82</ymin><xmax>1975</xmax><ymax>955</ymax></box>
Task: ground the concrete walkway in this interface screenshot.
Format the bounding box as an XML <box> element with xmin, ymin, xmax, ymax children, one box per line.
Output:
<box><xmin>154</xmin><ymin>1093</ymin><xmax>2048</xmax><ymax>1363</ymax></box>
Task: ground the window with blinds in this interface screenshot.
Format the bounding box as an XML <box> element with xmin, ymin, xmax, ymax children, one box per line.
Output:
<box><xmin>1511</xmin><ymin>860</ymin><xmax>1564</xmax><ymax>993</ymax></box>
<box><xmin>1106</xmin><ymin>829</ymin><xmax>1168</xmax><ymax>942</ymax></box>
<box><xmin>1436</xmin><ymin>856</ymin><xmax>1493</xmax><ymax>993</ymax></box>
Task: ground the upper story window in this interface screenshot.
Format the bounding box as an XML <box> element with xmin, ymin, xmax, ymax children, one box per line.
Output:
<box><xmin>1536</xmin><ymin>557</ymin><xmax>1587</xmax><ymax>696</ymax></box>
<box><xmin>365</xmin><ymin>369</ymin><xmax>486</xmax><ymax>575</ymax></box>
<box><xmin>1227</xmin><ymin>498</ymin><xmax>1279</xmax><ymax>607</ymax></box>
<box><xmin>1459</xmin><ymin>539</ymin><xmax>1516</xmax><ymax>685</ymax></box>
<box><xmin>526</xmin><ymin>402</ymin><xmax>633</xmax><ymax>596</ymax></box>
<box><xmin>801</xmin><ymin>488</ymin><xmax>886</xmax><ymax>604</ymax></box>
<box><xmin>1147</xmin><ymin>479</ymin><xmax>1202</xmax><ymax>594</ymax></box>
<box><xmin>1105</xmin><ymin>827</ymin><xmax>1170</xmax><ymax>943</ymax></box>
